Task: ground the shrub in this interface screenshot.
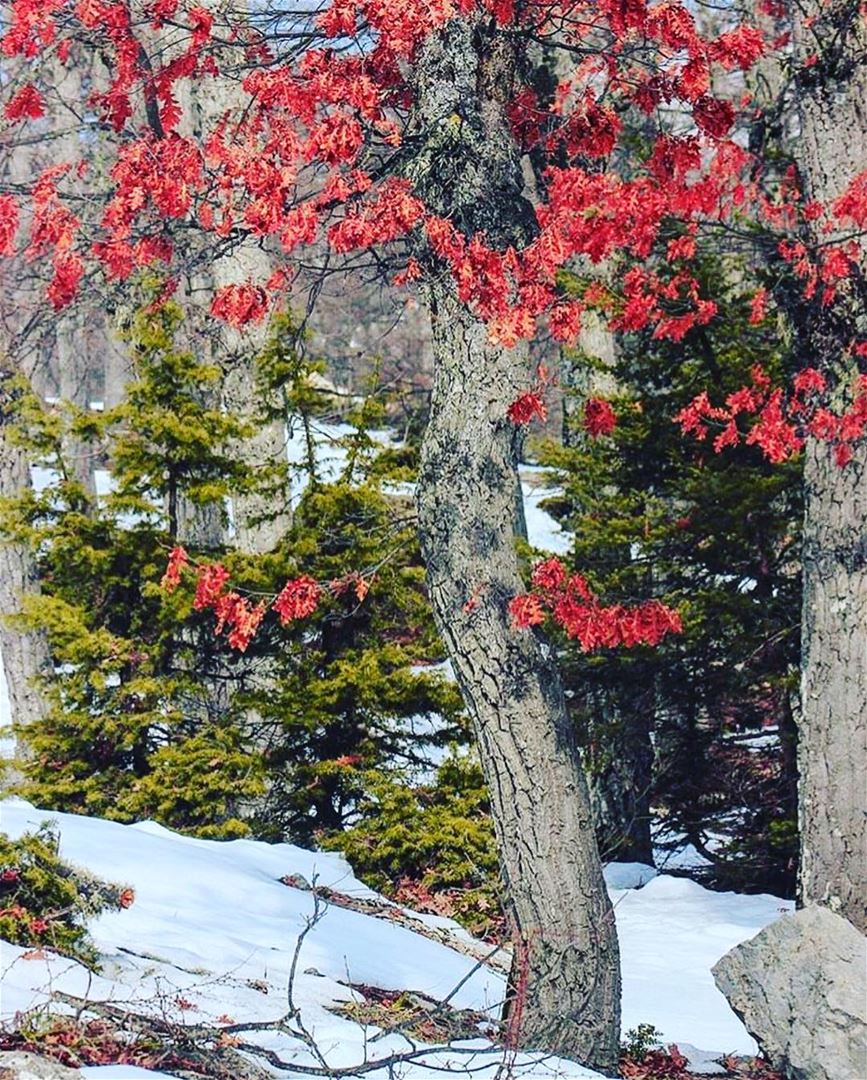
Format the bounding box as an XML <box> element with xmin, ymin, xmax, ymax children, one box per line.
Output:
<box><xmin>0</xmin><ymin>822</ymin><xmax>133</xmax><ymax>967</ymax></box>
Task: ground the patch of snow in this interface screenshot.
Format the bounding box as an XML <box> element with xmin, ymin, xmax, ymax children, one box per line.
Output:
<box><xmin>0</xmin><ymin>800</ymin><xmax>791</xmax><ymax>1078</ymax></box>
<box><xmin>611</xmin><ymin>872</ymin><xmax>789</xmax><ymax>1053</ymax></box>
<box><xmin>0</xmin><ymin>800</ymin><xmax>599</xmax><ymax>1078</ymax></box>
<box><xmin>677</xmin><ymin>1044</ymin><xmax>727</xmax><ymax>1075</ymax></box>
<box><xmin>603</xmin><ymin>862</ymin><xmax>658</xmax><ymax>891</ymax></box>
<box><xmin>521</xmin><ymin>481</ymin><xmax>572</xmax><ymax>555</ymax></box>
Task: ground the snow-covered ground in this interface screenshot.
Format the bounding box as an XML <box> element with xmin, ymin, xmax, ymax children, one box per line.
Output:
<box><xmin>0</xmin><ymin>800</ymin><xmax>790</xmax><ymax>1079</ymax></box>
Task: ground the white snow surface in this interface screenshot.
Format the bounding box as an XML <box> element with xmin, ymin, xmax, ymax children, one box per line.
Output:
<box><xmin>0</xmin><ymin>800</ymin><xmax>791</xmax><ymax>1079</ymax></box>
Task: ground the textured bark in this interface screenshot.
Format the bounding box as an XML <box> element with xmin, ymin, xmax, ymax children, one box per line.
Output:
<box><xmin>411</xmin><ymin>21</ymin><xmax>620</xmax><ymax>1069</ymax></box>
<box><xmin>56</xmin><ymin>311</ymin><xmax>97</xmax><ymax>503</ymax></box>
<box><xmin>181</xmin><ymin>68</ymin><xmax>291</xmax><ymax>556</ymax></box>
<box><xmin>0</xmin><ymin>383</ymin><xmax>52</xmax><ymax>761</ymax></box>
<box><xmin>419</xmin><ymin>288</ymin><xmax>621</xmax><ymax>1068</ymax></box>
<box><xmin>791</xmin><ymin>0</ymin><xmax>867</xmax><ymax>932</ymax></box>
<box><xmin>799</xmin><ymin>441</ymin><xmax>867</xmax><ymax>931</ymax></box>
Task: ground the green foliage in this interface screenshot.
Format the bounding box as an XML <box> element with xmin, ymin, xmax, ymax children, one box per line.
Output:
<box><xmin>324</xmin><ymin>752</ymin><xmax>501</xmax><ymax>937</ymax></box>
<box><xmin>109</xmin><ymin>291</ymin><xmax>258</xmax><ymax>534</ymax></box>
<box><xmin>541</xmin><ymin>254</ymin><xmax>801</xmax><ymax>892</ymax></box>
<box><xmin>5</xmin><ymin>297</ymin><xmax>468</xmax><ymax>852</ymax></box>
<box><xmin>622</xmin><ymin>1024</ymin><xmax>664</xmax><ymax>1059</ymax></box>
<box><xmin>0</xmin><ymin>822</ymin><xmax>132</xmax><ymax>966</ymax></box>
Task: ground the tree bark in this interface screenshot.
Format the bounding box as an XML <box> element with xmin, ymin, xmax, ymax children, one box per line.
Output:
<box><xmin>0</xmin><ymin>375</ymin><xmax>52</xmax><ymax>762</ymax></box>
<box><xmin>799</xmin><ymin>442</ymin><xmax>867</xmax><ymax>930</ymax></box>
<box><xmin>791</xmin><ymin>0</ymin><xmax>867</xmax><ymax>932</ymax></box>
<box><xmin>410</xmin><ymin>21</ymin><xmax>620</xmax><ymax>1068</ymax></box>
<box><xmin>418</xmin><ymin>285</ymin><xmax>621</xmax><ymax>1069</ymax></box>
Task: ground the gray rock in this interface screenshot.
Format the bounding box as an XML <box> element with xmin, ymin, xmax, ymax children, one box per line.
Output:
<box><xmin>713</xmin><ymin>904</ymin><xmax>867</xmax><ymax>1080</ymax></box>
<box><xmin>0</xmin><ymin>1053</ymin><xmax>83</xmax><ymax>1080</ymax></box>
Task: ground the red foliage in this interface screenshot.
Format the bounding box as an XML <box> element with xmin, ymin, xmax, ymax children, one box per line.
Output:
<box><xmin>272</xmin><ymin>575</ymin><xmax>321</xmax><ymax>624</ymax></box>
<box><xmin>511</xmin><ymin>558</ymin><xmax>682</xmax><ymax>651</ymax></box>
<box><xmin>621</xmin><ymin>1044</ymin><xmax>689</xmax><ymax>1078</ymax></box>
<box><xmin>507</xmin><ymin>391</ymin><xmax>547</xmax><ymax>426</ymax></box>
<box><xmin>210</xmin><ymin>282</ymin><xmax>269</xmax><ymax>327</ymax></box>
<box><xmin>675</xmin><ymin>367</ymin><xmax>867</xmax><ymax>466</ymax></box>
<box><xmin>160</xmin><ymin>545</ymin><xmax>189</xmax><ymax>592</ymax></box>
<box><xmin>583</xmin><ymin>397</ymin><xmax>617</xmax><ymax>437</ymax></box>
<box><xmin>1</xmin><ymin>0</ymin><xmax>862</xmax><ymax>499</ymax></box>
<box><xmin>192</xmin><ymin>562</ymin><xmax>230</xmax><ymax>610</ymax></box>
<box><xmin>4</xmin><ymin>83</ymin><xmax>44</xmax><ymax>120</ymax></box>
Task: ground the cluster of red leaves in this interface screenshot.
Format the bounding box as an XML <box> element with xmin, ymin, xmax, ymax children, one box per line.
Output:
<box><xmin>620</xmin><ymin>1043</ymin><xmax>689</xmax><ymax>1079</ymax></box>
<box><xmin>0</xmin><ymin>903</ymin><xmax>55</xmax><ymax>937</ymax></box>
<box><xmin>1</xmin><ymin>0</ymin><xmax>862</xmax><ymax>469</ymax></box>
<box><xmin>0</xmin><ymin>0</ymin><xmax>791</xmax><ymax>344</ymax></box>
<box><xmin>272</xmin><ymin>575</ymin><xmax>321</xmax><ymax>625</ymax></box>
<box><xmin>675</xmin><ymin>365</ymin><xmax>867</xmax><ymax>467</ymax></box>
<box><xmin>509</xmin><ymin>558</ymin><xmax>682</xmax><ymax>652</ymax></box>
<box><xmin>160</xmin><ymin>547</ymin><xmax>374</xmax><ymax>652</ymax></box>
<box><xmin>584</xmin><ymin>397</ymin><xmax>617</xmax><ymax>437</ymax></box>
<box><xmin>4</xmin><ymin>82</ymin><xmax>44</xmax><ymax>120</ymax></box>
<box><xmin>507</xmin><ymin>364</ymin><xmax>554</xmax><ymax>425</ymax></box>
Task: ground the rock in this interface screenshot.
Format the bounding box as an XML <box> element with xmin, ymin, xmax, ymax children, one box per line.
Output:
<box><xmin>0</xmin><ymin>1052</ymin><xmax>83</xmax><ymax>1080</ymax></box>
<box><xmin>712</xmin><ymin>904</ymin><xmax>867</xmax><ymax>1080</ymax></box>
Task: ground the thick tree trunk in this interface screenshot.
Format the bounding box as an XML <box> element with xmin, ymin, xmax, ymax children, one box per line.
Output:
<box><xmin>791</xmin><ymin>0</ymin><xmax>867</xmax><ymax>932</ymax></box>
<box><xmin>799</xmin><ymin>442</ymin><xmax>867</xmax><ymax>930</ymax></box>
<box><xmin>410</xmin><ymin>20</ymin><xmax>620</xmax><ymax>1068</ymax></box>
<box><xmin>418</xmin><ymin>287</ymin><xmax>620</xmax><ymax>1069</ymax></box>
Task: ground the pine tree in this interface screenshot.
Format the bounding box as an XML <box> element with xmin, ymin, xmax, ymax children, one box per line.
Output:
<box><xmin>539</xmin><ymin>254</ymin><xmax>802</xmax><ymax>893</ymax></box>
<box><xmin>4</xmin><ymin>295</ymin><xmax>467</xmax><ymax>848</ymax></box>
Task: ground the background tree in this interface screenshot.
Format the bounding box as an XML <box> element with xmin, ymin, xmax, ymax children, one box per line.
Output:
<box><xmin>3</xmin><ymin>300</ymin><xmax>466</xmax><ymax>846</ymax></box>
<box><xmin>539</xmin><ymin>254</ymin><xmax>801</xmax><ymax>893</ymax></box>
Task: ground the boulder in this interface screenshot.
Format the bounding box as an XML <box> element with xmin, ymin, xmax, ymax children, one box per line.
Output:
<box><xmin>713</xmin><ymin>904</ymin><xmax>867</xmax><ymax>1080</ymax></box>
<box><xmin>0</xmin><ymin>1053</ymin><xmax>83</xmax><ymax>1080</ymax></box>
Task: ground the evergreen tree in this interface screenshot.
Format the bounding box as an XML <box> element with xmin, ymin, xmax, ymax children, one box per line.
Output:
<box><xmin>2</xmin><ymin>298</ymin><xmax>466</xmax><ymax>846</ymax></box>
<box><xmin>539</xmin><ymin>255</ymin><xmax>802</xmax><ymax>893</ymax></box>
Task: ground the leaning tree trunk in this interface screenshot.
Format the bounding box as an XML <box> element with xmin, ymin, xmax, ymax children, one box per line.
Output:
<box><xmin>419</xmin><ymin>284</ymin><xmax>621</xmax><ymax>1069</ymax></box>
<box><xmin>412</xmin><ymin>20</ymin><xmax>620</xmax><ymax>1069</ymax></box>
<box><xmin>790</xmin><ymin>0</ymin><xmax>867</xmax><ymax>933</ymax></box>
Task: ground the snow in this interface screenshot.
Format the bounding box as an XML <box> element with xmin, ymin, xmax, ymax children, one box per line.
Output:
<box><xmin>0</xmin><ymin>800</ymin><xmax>791</xmax><ymax>1079</ymax></box>
<box><xmin>602</xmin><ymin>862</ymin><xmax>657</xmax><ymax>891</ymax></box>
<box><xmin>521</xmin><ymin>480</ymin><xmax>572</xmax><ymax>555</ymax></box>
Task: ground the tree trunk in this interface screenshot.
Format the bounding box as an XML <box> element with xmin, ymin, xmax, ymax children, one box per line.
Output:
<box><xmin>56</xmin><ymin>311</ymin><xmax>98</xmax><ymax>503</ymax></box>
<box><xmin>0</xmin><ymin>377</ymin><xmax>52</xmax><ymax>762</ymax></box>
<box><xmin>410</xmin><ymin>20</ymin><xmax>620</xmax><ymax>1068</ymax></box>
<box><xmin>791</xmin><ymin>0</ymin><xmax>867</xmax><ymax>932</ymax></box>
<box><xmin>580</xmin><ymin>684</ymin><xmax>654</xmax><ymax>865</ymax></box>
<box><xmin>418</xmin><ymin>286</ymin><xmax>620</xmax><ymax>1069</ymax></box>
<box><xmin>799</xmin><ymin>442</ymin><xmax>867</xmax><ymax>930</ymax></box>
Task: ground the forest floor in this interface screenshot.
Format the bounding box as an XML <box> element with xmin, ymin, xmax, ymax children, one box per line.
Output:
<box><xmin>0</xmin><ymin>799</ymin><xmax>791</xmax><ymax>1079</ymax></box>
